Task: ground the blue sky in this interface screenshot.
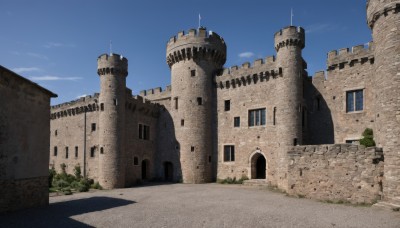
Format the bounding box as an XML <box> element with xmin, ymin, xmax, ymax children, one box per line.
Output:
<box><xmin>0</xmin><ymin>0</ymin><xmax>371</xmax><ymax>105</ymax></box>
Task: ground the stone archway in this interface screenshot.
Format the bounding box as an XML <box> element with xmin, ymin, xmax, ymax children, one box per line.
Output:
<box><xmin>249</xmin><ymin>151</ymin><xmax>267</xmax><ymax>180</ymax></box>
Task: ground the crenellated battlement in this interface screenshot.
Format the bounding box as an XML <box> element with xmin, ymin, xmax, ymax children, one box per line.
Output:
<box><xmin>215</xmin><ymin>56</ymin><xmax>282</xmax><ymax>90</ymax></box>
<box><xmin>367</xmin><ymin>0</ymin><xmax>400</xmax><ymax>28</ymax></box>
<box><xmin>166</xmin><ymin>28</ymin><xmax>227</xmax><ymax>68</ymax></box>
<box><xmin>51</xmin><ymin>92</ymin><xmax>161</xmax><ymax>120</ymax></box>
<box><xmin>327</xmin><ymin>42</ymin><xmax>375</xmax><ymax>71</ymax></box>
<box><xmin>97</xmin><ymin>53</ymin><xmax>128</xmax><ymax>77</ymax></box>
<box><xmin>139</xmin><ymin>85</ymin><xmax>172</xmax><ymax>98</ymax></box>
<box><xmin>274</xmin><ymin>26</ymin><xmax>305</xmax><ymax>52</ymax></box>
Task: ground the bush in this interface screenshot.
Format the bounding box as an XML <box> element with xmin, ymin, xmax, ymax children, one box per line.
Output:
<box><xmin>53</xmin><ymin>179</ymin><xmax>69</xmax><ymax>189</ymax></box>
<box><xmin>91</xmin><ymin>182</ymin><xmax>103</xmax><ymax>190</ymax></box>
<box><xmin>74</xmin><ymin>165</ymin><xmax>82</xmax><ymax>180</ymax></box>
<box><xmin>62</xmin><ymin>187</ymin><xmax>72</xmax><ymax>195</ymax></box>
<box><xmin>49</xmin><ymin>167</ymin><xmax>56</xmax><ymax>187</ymax></box>
<box><xmin>360</xmin><ymin>128</ymin><xmax>376</xmax><ymax>147</ymax></box>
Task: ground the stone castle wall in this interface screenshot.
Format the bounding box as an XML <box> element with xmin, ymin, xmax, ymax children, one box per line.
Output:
<box><xmin>0</xmin><ymin>66</ymin><xmax>56</xmax><ymax>212</ymax></box>
<box><xmin>285</xmin><ymin>144</ymin><xmax>384</xmax><ymax>204</ymax></box>
<box><xmin>215</xmin><ymin>57</ymin><xmax>282</xmax><ymax>185</ymax></box>
<box><xmin>308</xmin><ymin>43</ymin><xmax>375</xmax><ymax>145</ymax></box>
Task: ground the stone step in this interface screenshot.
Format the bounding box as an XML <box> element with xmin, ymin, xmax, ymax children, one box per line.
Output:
<box><xmin>372</xmin><ymin>201</ymin><xmax>400</xmax><ymax>211</ymax></box>
<box><xmin>243</xmin><ymin>179</ymin><xmax>269</xmax><ymax>187</ymax></box>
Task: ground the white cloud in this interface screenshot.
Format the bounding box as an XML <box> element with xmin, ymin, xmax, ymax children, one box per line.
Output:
<box><xmin>29</xmin><ymin>75</ymin><xmax>82</xmax><ymax>81</ymax></box>
<box><xmin>76</xmin><ymin>94</ymin><xmax>87</xmax><ymax>99</ymax></box>
<box><xmin>43</xmin><ymin>42</ymin><xmax>75</xmax><ymax>48</ymax></box>
<box><xmin>238</xmin><ymin>52</ymin><xmax>255</xmax><ymax>58</ymax></box>
<box><xmin>27</xmin><ymin>52</ymin><xmax>48</xmax><ymax>60</ymax></box>
<box><xmin>12</xmin><ymin>67</ymin><xmax>41</xmax><ymax>73</ymax></box>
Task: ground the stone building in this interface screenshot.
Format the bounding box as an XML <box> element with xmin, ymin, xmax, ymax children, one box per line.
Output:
<box><xmin>0</xmin><ymin>66</ymin><xmax>57</xmax><ymax>213</ymax></box>
<box><xmin>50</xmin><ymin>0</ymin><xmax>400</xmax><ymax>207</ymax></box>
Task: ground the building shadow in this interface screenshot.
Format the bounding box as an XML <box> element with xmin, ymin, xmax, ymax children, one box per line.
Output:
<box><xmin>0</xmin><ymin>196</ymin><xmax>135</xmax><ymax>228</ymax></box>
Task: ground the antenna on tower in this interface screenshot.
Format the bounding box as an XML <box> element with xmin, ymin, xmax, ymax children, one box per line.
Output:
<box><xmin>109</xmin><ymin>40</ymin><xmax>113</xmax><ymax>56</ymax></box>
<box><xmin>291</xmin><ymin>8</ymin><xmax>294</xmax><ymax>26</ymax></box>
<box><xmin>198</xmin><ymin>13</ymin><xmax>201</xmax><ymax>28</ymax></box>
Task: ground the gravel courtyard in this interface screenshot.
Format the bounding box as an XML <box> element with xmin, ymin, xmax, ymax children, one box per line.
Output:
<box><xmin>1</xmin><ymin>183</ymin><xmax>399</xmax><ymax>228</ymax></box>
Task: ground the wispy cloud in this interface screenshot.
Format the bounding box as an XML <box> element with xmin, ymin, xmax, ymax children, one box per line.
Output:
<box><xmin>29</xmin><ymin>75</ymin><xmax>82</xmax><ymax>81</ymax></box>
<box><xmin>12</xmin><ymin>67</ymin><xmax>41</xmax><ymax>74</ymax></box>
<box><xmin>76</xmin><ymin>94</ymin><xmax>87</xmax><ymax>99</ymax></box>
<box><xmin>238</xmin><ymin>52</ymin><xmax>255</xmax><ymax>58</ymax></box>
<box><xmin>305</xmin><ymin>23</ymin><xmax>335</xmax><ymax>34</ymax></box>
<box><xmin>43</xmin><ymin>42</ymin><xmax>75</xmax><ymax>49</ymax></box>
<box><xmin>27</xmin><ymin>52</ymin><xmax>48</xmax><ymax>60</ymax></box>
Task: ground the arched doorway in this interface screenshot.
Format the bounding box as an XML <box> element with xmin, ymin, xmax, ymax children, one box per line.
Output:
<box><xmin>164</xmin><ymin>162</ymin><xmax>173</xmax><ymax>181</ymax></box>
<box><xmin>142</xmin><ymin>160</ymin><xmax>149</xmax><ymax>180</ymax></box>
<box><xmin>250</xmin><ymin>153</ymin><xmax>267</xmax><ymax>179</ymax></box>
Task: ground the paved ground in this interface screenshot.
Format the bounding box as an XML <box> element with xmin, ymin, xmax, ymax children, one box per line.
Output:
<box><xmin>1</xmin><ymin>183</ymin><xmax>400</xmax><ymax>228</ymax></box>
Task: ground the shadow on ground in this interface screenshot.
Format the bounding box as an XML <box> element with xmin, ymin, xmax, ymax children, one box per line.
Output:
<box><xmin>0</xmin><ymin>196</ymin><xmax>135</xmax><ymax>227</ymax></box>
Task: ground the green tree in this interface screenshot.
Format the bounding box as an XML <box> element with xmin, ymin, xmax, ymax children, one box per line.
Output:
<box><xmin>360</xmin><ymin>128</ymin><xmax>376</xmax><ymax>147</ymax></box>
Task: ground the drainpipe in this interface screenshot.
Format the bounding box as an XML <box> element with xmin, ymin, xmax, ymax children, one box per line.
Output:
<box><xmin>83</xmin><ymin>108</ymin><xmax>87</xmax><ymax>178</ymax></box>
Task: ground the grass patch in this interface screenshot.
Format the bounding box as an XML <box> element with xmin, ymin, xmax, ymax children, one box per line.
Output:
<box><xmin>217</xmin><ymin>176</ymin><xmax>249</xmax><ymax>185</ymax></box>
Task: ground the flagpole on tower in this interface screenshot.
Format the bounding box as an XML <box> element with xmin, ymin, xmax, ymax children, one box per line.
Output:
<box><xmin>198</xmin><ymin>14</ymin><xmax>201</xmax><ymax>28</ymax></box>
<box><xmin>291</xmin><ymin>8</ymin><xmax>294</xmax><ymax>26</ymax></box>
<box><xmin>109</xmin><ymin>40</ymin><xmax>112</xmax><ymax>55</ymax></box>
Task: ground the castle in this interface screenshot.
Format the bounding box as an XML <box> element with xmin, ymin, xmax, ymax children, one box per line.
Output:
<box><xmin>49</xmin><ymin>0</ymin><xmax>400</xmax><ymax>207</ymax></box>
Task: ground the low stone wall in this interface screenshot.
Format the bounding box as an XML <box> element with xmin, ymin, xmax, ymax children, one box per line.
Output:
<box><xmin>285</xmin><ymin>144</ymin><xmax>384</xmax><ymax>204</ymax></box>
<box><xmin>0</xmin><ymin>176</ymin><xmax>48</xmax><ymax>213</ymax></box>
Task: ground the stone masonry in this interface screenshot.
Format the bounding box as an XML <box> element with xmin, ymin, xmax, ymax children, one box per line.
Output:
<box><xmin>48</xmin><ymin>0</ymin><xmax>400</xmax><ymax>207</ymax></box>
<box><xmin>0</xmin><ymin>66</ymin><xmax>57</xmax><ymax>213</ymax></box>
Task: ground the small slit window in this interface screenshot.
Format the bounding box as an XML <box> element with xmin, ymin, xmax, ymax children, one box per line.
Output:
<box><xmin>134</xmin><ymin>156</ymin><xmax>139</xmax><ymax>165</ymax></box>
<box><xmin>91</xmin><ymin>123</ymin><xmax>96</xmax><ymax>132</ymax></box>
<box><xmin>191</xmin><ymin>146</ymin><xmax>195</xmax><ymax>152</ymax></box>
<box><xmin>65</xmin><ymin>147</ymin><xmax>69</xmax><ymax>159</ymax></box>
<box><xmin>181</xmin><ymin>119</ymin><xmax>184</xmax><ymax>126</ymax></box>
<box><xmin>100</xmin><ymin>103</ymin><xmax>104</xmax><ymax>111</ymax></box>
<box><xmin>54</xmin><ymin>146</ymin><xmax>58</xmax><ymax>156</ymax></box>
<box><xmin>191</xmin><ymin>70</ymin><xmax>196</xmax><ymax>77</ymax></box>
<box><xmin>224</xmin><ymin>100</ymin><xmax>230</xmax><ymax>111</ymax></box>
<box><xmin>90</xmin><ymin>147</ymin><xmax>95</xmax><ymax>157</ymax></box>
<box><xmin>75</xmin><ymin>146</ymin><xmax>78</xmax><ymax>158</ymax></box>
<box><xmin>197</xmin><ymin>97</ymin><xmax>202</xmax><ymax>105</ymax></box>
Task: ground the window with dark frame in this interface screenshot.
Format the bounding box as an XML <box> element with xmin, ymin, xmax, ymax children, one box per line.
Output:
<box><xmin>91</xmin><ymin>123</ymin><xmax>96</xmax><ymax>132</ymax></box>
<box><xmin>139</xmin><ymin>124</ymin><xmax>150</xmax><ymax>140</ymax></box>
<box><xmin>224</xmin><ymin>100</ymin><xmax>230</xmax><ymax>111</ymax></box>
<box><xmin>248</xmin><ymin>108</ymin><xmax>266</xmax><ymax>127</ymax></box>
<box><xmin>346</xmin><ymin>89</ymin><xmax>363</xmax><ymax>112</ymax></box>
<box><xmin>234</xmin><ymin>117</ymin><xmax>240</xmax><ymax>127</ymax></box>
<box><xmin>191</xmin><ymin>69</ymin><xmax>196</xmax><ymax>77</ymax></box>
<box><xmin>224</xmin><ymin>145</ymin><xmax>235</xmax><ymax>162</ymax></box>
<box><xmin>90</xmin><ymin>147</ymin><xmax>95</xmax><ymax>157</ymax></box>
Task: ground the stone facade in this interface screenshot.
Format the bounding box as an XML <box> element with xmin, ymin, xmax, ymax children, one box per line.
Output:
<box><xmin>286</xmin><ymin>144</ymin><xmax>384</xmax><ymax>204</ymax></box>
<box><xmin>49</xmin><ymin>0</ymin><xmax>400</xmax><ymax>206</ymax></box>
<box><xmin>0</xmin><ymin>66</ymin><xmax>57</xmax><ymax>213</ymax></box>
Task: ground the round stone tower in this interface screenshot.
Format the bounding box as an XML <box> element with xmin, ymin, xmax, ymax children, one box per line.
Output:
<box><xmin>166</xmin><ymin>28</ymin><xmax>226</xmax><ymax>183</ymax></box>
<box><xmin>274</xmin><ymin>26</ymin><xmax>305</xmax><ymax>146</ymax></box>
<box><xmin>367</xmin><ymin>0</ymin><xmax>400</xmax><ymax>203</ymax></box>
<box><xmin>97</xmin><ymin>53</ymin><xmax>127</xmax><ymax>189</ymax></box>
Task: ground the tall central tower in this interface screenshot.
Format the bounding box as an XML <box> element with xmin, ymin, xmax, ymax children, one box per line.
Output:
<box><xmin>97</xmin><ymin>53</ymin><xmax>128</xmax><ymax>189</ymax></box>
<box><xmin>166</xmin><ymin>28</ymin><xmax>226</xmax><ymax>183</ymax></box>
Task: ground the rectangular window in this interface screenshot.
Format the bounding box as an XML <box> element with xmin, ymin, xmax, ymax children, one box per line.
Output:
<box><xmin>197</xmin><ymin>97</ymin><xmax>202</xmax><ymax>105</ymax></box>
<box><xmin>139</xmin><ymin>124</ymin><xmax>150</xmax><ymax>140</ymax></box>
<box><xmin>100</xmin><ymin>103</ymin><xmax>104</xmax><ymax>111</ymax></box>
<box><xmin>224</xmin><ymin>145</ymin><xmax>235</xmax><ymax>162</ymax></box>
<box><xmin>134</xmin><ymin>156</ymin><xmax>139</xmax><ymax>165</ymax></box>
<box><xmin>90</xmin><ymin>147</ymin><xmax>95</xmax><ymax>157</ymax></box>
<box><xmin>181</xmin><ymin>119</ymin><xmax>184</xmax><ymax>126</ymax></box>
<box><xmin>55</xmin><ymin>130</ymin><xmax>58</xmax><ymax>136</ymax></box>
<box><xmin>345</xmin><ymin>140</ymin><xmax>360</xmax><ymax>145</ymax></box>
<box><xmin>113</xmin><ymin>99</ymin><xmax>117</xmax><ymax>106</ymax></box>
<box><xmin>139</xmin><ymin>124</ymin><xmax>143</xmax><ymax>139</ymax></box>
<box><xmin>191</xmin><ymin>146</ymin><xmax>195</xmax><ymax>152</ymax></box>
<box><xmin>75</xmin><ymin>146</ymin><xmax>78</xmax><ymax>158</ymax></box>
<box><xmin>249</xmin><ymin>108</ymin><xmax>266</xmax><ymax>126</ymax></box>
<box><xmin>191</xmin><ymin>69</ymin><xmax>196</xmax><ymax>77</ymax></box>
<box><xmin>54</xmin><ymin>146</ymin><xmax>58</xmax><ymax>156</ymax></box>
<box><xmin>346</xmin><ymin>90</ymin><xmax>363</xmax><ymax>112</ymax></box>
<box><xmin>65</xmin><ymin>147</ymin><xmax>69</xmax><ymax>159</ymax></box>
<box><xmin>224</xmin><ymin>100</ymin><xmax>230</xmax><ymax>111</ymax></box>
<box><xmin>174</xmin><ymin>97</ymin><xmax>178</xmax><ymax>110</ymax></box>
<box><xmin>234</xmin><ymin>117</ymin><xmax>240</xmax><ymax>127</ymax></box>
<box><xmin>91</xmin><ymin>123</ymin><xmax>96</xmax><ymax>132</ymax></box>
